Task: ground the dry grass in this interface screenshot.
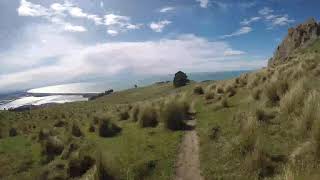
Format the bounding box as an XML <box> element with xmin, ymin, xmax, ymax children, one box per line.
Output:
<box><xmin>238</xmin><ymin>114</ymin><xmax>258</xmax><ymax>155</ymax></box>
<box><xmin>221</xmin><ymin>97</ymin><xmax>229</xmax><ymax>108</ymax></box>
<box><xmin>264</xmin><ymin>79</ymin><xmax>289</xmax><ymax>105</ymax></box>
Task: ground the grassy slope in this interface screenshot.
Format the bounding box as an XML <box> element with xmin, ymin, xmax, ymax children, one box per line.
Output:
<box><xmin>196</xmin><ymin>39</ymin><xmax>320</xmax><ymax>179</ymax></box>
<box><xmin>0</xmin><ymin>82</ymin><xmax>199</xmax><ymax>180</ymax></box>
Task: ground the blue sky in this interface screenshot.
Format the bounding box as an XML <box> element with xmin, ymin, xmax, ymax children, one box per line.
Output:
<box><xmin>0</xmin><ymin>0</ymin><xmax>319</xmax><ymax>93</ymax></box>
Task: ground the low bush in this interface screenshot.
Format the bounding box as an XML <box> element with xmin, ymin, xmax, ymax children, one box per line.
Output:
<box><xmin>193</xmin><ymin>86</ymin><xmax>204</xmax><ymax>95</ymax></box>
<box><xmin>139</xmin><ymin>105</ymin><xmax>159</xmax><ymax>128</ymax></box>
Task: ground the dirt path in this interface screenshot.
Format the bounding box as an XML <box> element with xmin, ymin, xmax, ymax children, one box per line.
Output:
<box><xmin>174</xmin><ymin>120</ymin><xmax>203</xmax><ymax>180</ymax></box>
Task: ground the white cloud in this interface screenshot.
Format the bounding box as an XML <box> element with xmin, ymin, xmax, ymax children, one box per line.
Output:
<box><xmin>17</xmin><ymin>0</ymin><xmax>48</xmax><ymax>17</ymax></box>
<box><xmin>107</xmin><ymin>29</ymin><xmax>119</xmax><ymax>36</ymax></box>
<box><xmin>150</xmin><ymin>20</ymin><xmax>171</xmax><ymax>32</ymax></box>
<box><xmin>64</xmin><ymin>23</ymin><xmax>87</xmax><ymax>32</ymax></box>
<box><xmin>196</xmin><ymin>0</ymin><xmax>209</xmax><ymax>8</ymax></box>
<box><xmin>159</xmin><ymin>7</ymin><xmax>175</xmax><ymax>13</ymax></box>
<box><xmin>0</xmin><ymin>26</ymin><xmax>263</xmax><ymax>93</ymax></box>
<box><xmin>220</xmin><ymin>27</ymin><xmax>252</xmax><ymax>39</ymax></box>
<box><xmin>224</xmin><ymin>50</ymin><xmax>246</xmax><ymax>56</ymax></box>
<box><xmin>104</xmin><ymin>14</ymin><xmax>130</xmax><ymax>26</ymax></box>
<box><xmin>270</xmin><ymin>15</ymin><xmax>295</xmax><ymax>26</ymax></box>
<box><xmin>68</xmin><ymin>7</ymin><xmax>88</xmax><ymax>18</ymax></box>
<box><xmin>240</xmin><ymin>17</ymin><xmax>261</xmax><ymax>25</ymax></box>
<box><xmin>259</xmin><ymin>7</ymin><xmax>273</xmax><ymax>15</ymax></box>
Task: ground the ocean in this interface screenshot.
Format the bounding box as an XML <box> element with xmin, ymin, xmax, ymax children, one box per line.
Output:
<box><xmin>0</xmin><ymin>71</ymin><xmax>249</xmax><ymax>110</ymax></box>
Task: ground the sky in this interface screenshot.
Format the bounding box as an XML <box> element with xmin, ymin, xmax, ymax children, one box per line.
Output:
<box><xmin>0</xmin><ymin>0</ymin><xmax>319</xmax><ymax>93</ymax></box>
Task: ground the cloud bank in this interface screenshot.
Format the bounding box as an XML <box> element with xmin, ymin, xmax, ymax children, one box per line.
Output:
<box><xmin>0</xmin><ymin>26</ymin><xmax>264</xmax><ymax>93</ymax></box>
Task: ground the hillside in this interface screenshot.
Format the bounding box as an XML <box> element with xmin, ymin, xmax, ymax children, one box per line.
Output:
<box><xmin>1</xmin><ymin>19</ymin><xmax>320</xmax><ymax>180</ymax></box>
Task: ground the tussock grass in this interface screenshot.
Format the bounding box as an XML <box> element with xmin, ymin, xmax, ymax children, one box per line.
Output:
<box><xmin>96</xmin><ymin>115</ymin><xmax>122</xmax><ymax>137</ymax></box>
<box><xmin>138</xmin><ymin>105</ymin><xmax>159</xmax><ymax>128</ymax></box>
<box><xmin>264</xmin><ymin>79</ymin><xmax>289</xmax><ymax>105</ymax></box>
<box><xmin>193</xmin><ymin>86</ymin><xmax>204</xmax><ymax>95</ymax></box>
<box><xmin>130</xmin><ymin>105</ymin><xmax>140</xmax><ymax>122</ymax></box>
<box><xmin>252</xmin><ymin>88</ymin><xmax>262</xmax><ymax>100</ymax></box>
<box><xmin>225</xmin><ymin>85</ymin><xmax>236</xmax><ymax>97</ymax></box>
<box><xmin>299</xmin><ymin>91</ymin><xmax>320</xmax><ymax>136</ymax></box>
<box><xmin>280</xmin><ymin>79</ymin><xmax>306</xmax><ymax>115</ymax></box>
<box><xmin>119</xmin><ymin>111</ymin><xmax>130</xmax><ymax>120</ymax></box>
<box><xmin>238</xmin><ymin>114</ymin><xmax>258</xmax><ymax>155</ymax></box>
<box><xmin>162</xmin><ymin>97</ymin><xmax>190</xmax><ymax>130</ymax></box>
<box><xmin>216</xmin><ymin>86</ymin><xmax>224</xmax><ymax>94</ymax></box>
<box><xmin>205</xmin><ymin>91</ymin><xmax>215</xmax><ymax>100</ymax></box>
<box><xmin>221</xmin><ymin>97</ymin><xmax>229</xmax><ymax>108</ymax></box>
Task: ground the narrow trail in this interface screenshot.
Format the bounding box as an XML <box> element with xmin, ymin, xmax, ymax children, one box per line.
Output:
<box><xmin>174</xmin><ymin>120</ymin><xmax>204</xmax><ymax>180</ymax></box>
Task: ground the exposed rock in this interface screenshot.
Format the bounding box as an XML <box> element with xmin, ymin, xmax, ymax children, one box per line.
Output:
<box><xmin>269</xmin><ymin>18</ymin><xmax>320</xmax><ymax>66</ymax></box>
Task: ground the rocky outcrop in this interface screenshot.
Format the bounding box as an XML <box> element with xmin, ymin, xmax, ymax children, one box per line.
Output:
<box><xmin>269</xmin><ymin>18</ymin><xmax>320</xmax><ymax>66</ymax></box>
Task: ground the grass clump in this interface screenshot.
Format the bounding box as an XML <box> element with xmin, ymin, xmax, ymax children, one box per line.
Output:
<box><xmin>225</xmin><ymin>85</ymin><xmax>236</xmax><ymax>97</ymax></box>
<box><xmin>280</xmin><ymin>79</ymin><xmax>306</xmax><ymax>115</ymax></box>
<box><xmin>97</xmin><ymin>115</ymin><xmax>122</xmax><ymax>137</ymax></box>
<box><xmin>119</xmin><ymin>111</ymin><xmax>130</xmax><ymax>120</ymax></box>
<box><xmin>138</xmin><ymin>105</ymin><xmax>159</xmax><ymax>128</ymax></box>
<box><xmin>193</xmin><ymin>86</ymin><xmax>204</xmax><ymax>95</ymax></box>
<box><xmin>162</xmin><ymin>97</ymin><xmax>190</xmax><ymax>130</ymax></box>
<box><xmin>221</xmin><ymin>97</ymin><xmax>229</xmax><ymax>108</ymax></box>
<box><xmin>238</xmin><ymin>114</ymin><xmax>258</xmax><ymax>154</ymax></box>
<box><xmin>299</xmin><ymin>91</ymin><xmax>320</xmax><ymax>136</ymax></box>
<box><xmin>252</xmin><ymin>88</ymin><xmax>262</xmax><ymax>100</ymax></box>
<box><xmin>130</xmin><ymin>105</ymin><xmax>140</xmax><ymax>122</ymax></box>
<box><xmin>205</xmin><ymin>91</ymin><xmax>215</xmax><ymax>100</ymax></box>
<box><xmin>264</xmin><ymin>79</ymin><xmax>289</xmax><ymax>105</ymax></box>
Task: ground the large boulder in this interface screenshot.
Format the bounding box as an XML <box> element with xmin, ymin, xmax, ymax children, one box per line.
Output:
<box><xmin>173</xmin><ymin>71</ymin><xmax>190</xmax><ymax>88</ymax></box>
<box><xmin>269</xmin><ymin>18</ymin><xmax>320</xmax><ymax>66</ymax></box>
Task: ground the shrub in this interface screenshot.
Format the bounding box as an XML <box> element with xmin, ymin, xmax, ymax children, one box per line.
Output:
<box><xmin>97</xmin><ymin>116</ymin><xmax>121</xmax><ymax>137</ymax></box>
<box><xmin>280</xmin><ymin>80</ymin><xmax>305</xmax><ymax>115</ymax></box>
<box><xmin>205</xmin><ymin>91</ymin><xmax>215</xmax><ymax>100</ymax></box>
<box><xmin>162</xmin><ymin>98</ymin><xmax>190</xmax><ymax>130</ymax></box>
<box><xmin>131</xmin><ymin>105</ymin><xmax>140</xmax><ymax>122</ymax></box>
<box><xmin>193</xmin><ymin>86</ymin><xmax>204</xmax><ymax>95</ymax></box>
<box><xmin>139</xmin><ymin>105</ymin><xmax>158</xmax><ymax>128</ymax></box>
<box><xmin>252</xmin><ymin>88</ymin><xmax>262</xmax><ymax>100</ymax></box>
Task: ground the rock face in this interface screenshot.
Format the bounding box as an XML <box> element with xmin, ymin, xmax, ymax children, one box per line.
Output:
<box><xmin>173</xmin><ymin>71</ymin><xmax>190</xmax><ymax>88</ymax></box>
<box><xmin>269</xmin><ymin>18</ymin><xmax>320</xmax><ymax>66</ymax></box>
